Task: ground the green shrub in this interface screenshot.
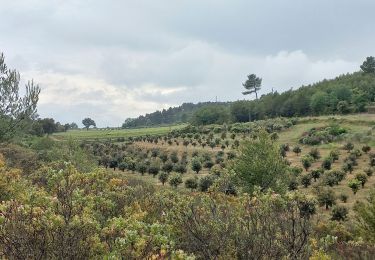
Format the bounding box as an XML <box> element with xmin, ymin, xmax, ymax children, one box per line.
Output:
<box><xmin>158</xmin><ymin>172</ymin><xmax>169</xmax><ymax>185</ymax></box>
<box><xmin>309</xmin><ymin>148</ymin><xmax>321</xmax><ymax>160</ymax></box>
<box><xmin>339</xmin><ymin>193</ymin><xmax>348</xmax><ymax>203</ymax></box>
<box><xmin>355</xmin><ymin>173</ymin><xmax>368</xmax><ymax>188</ymax></box>
<box><xmin>348</xmin><ymin>179</ymin><xmax>361</xmax><ymax>194</ymax></box>
<box><xmin>184</xmin><ymin>177</ymin><xmax>198</xmax><ymax>190</ymax></box>
<box><xmin>331</xmin><ymin>206</ymin><xmax>349</xmax><ymax>221</ymax></box>
<box><xmin>168</xmin><ymin>173</ymin><xmax>183</xmax><ymax>188</ymax></box>
<box><xmin>321</xmin><ymin>157</ymin><xmax>332</xmax><ymax>170</ymax></box>
<box><xmin>300</xmin><ymin>174</ymin><xmax>312</xmax><ymax>188</ymax></box>
<box><xmin>199</xmin><ymin>175</ymin><xmax>216</xmax><ymax>192</ymax></box>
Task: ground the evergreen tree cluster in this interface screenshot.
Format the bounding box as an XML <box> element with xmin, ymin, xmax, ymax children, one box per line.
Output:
<box><xmin>123</xmin><ymin>71</ymin><xmax>375</xmax><ymax>127</ymax></box>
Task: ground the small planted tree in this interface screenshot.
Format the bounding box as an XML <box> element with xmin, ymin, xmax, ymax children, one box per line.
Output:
<box><xmin>136</xmin><ymin>162</ymin><xmax>147</xmax><ymax>175</ymax></box>
<box><xmin>364</xmin><ymin>167</ymin><xmax>373</xmax><ymax>177</ymax></box>
<box><xmin>348</xmin><ymin>179</ymin><xmax>361</xmax><ymax>194</ymax></box>
<box><xmin>170</xmin><ymin>152</ymin><xmax>179</xmax><ymax>163</ymax></box>
<box><xmin>331</xmin><ymin>206</ymin><xmax>349</xmax><ymax>221</ymax></box>
<box><xmin>309</xmin><ymin>148</ymin><xmax>321</xmax><ymax>160</ymax></box>
<box><xmin>301</xmin><ymin>155</ymin><xmax>313</xmax><ymax>171</ymax></box>
<box><xmin>169</xmin><ymin>173</ymin><xmax>182</xmax><ymax>188</ymax></box>
<box><xmin>232</xmin><ymin>131</ymin><xmax>288</xmax><ymax>194</ymax></box>
<box><xmin>344</xmin><ymin>142</ymin><xmax>354</xmax><ymax>153</ymax></box>
<box><xmin>183</xmin><ymin>139</ymin><xmax>189</xmax><ymax>148</ymax></box>
<box><xmin>293</xmin><ymin>146</ymin><xmax>302</xmax><ymax>156</ymax></box>
<box><xmin>339</xmin><ymin>193</ymin><xmax>348</xmax><ymax>203</ymax></box>
<box><xmin>198</xmin><ymin>175</ymin><xmax>215</xmax><ymax>192</ymax></box>
<box><xmin>118</xmin><ymin>162</ymin><xmax>127</xmax><ymax>172</ymax></box>
<box><xmin>362</xmin><ymin>145</ymin><xmax>371</xmax><ymax>154</ymax></box>
<box><xmin>174</xmin><ymin>163</ymin><xmax>187</xmax><ymax>174</ymax></box>
<box><xmin>148</xmin><ymin>164</ymin><xmax>160</xmax><ymax>177</ymax></box>
<box><xmin>323</xmin><ymin>171</ymin><xmax>339</xmax><ymax>187</ymax></box>
<box><xmin>184</xmin><ymin>177</ymin><xmax>198</xmax><ymax>191</ymax></box>
<box><xmin>159</xmin><ymin>152</ymin><xmax>168</xmax><ymax>163</ymax></box>
<box><xmin>317</xmin><ymin>188</ymin><xmax>336</xmax><ymax>210</ymax></box>
<box><xmin>300</xmin><ymin>174</ymin><xmax>312</xmax><ymax>188</ymax></box>
<box><xmin>158</xmin><ymin>172</ymin><xmax>169</xmax><ymax>185</ymax></box>
<box><xmin>342</xmin><ymin>162</ymin><xmax>354</xmax><ymax>174</ymax></box>
<box><xmin>321</xmin><ymin>157</ymin><xmax>332</xmax><ymax>170</ymax></box>
<box><xmin>329</xmin><ymin>150</ymin><xmax>340</xmax><ymax>162</ymax></box>
<box><xmin>162</xmin><ymin>160</ymin><xmax>174</xmax><ymax>173</ymax></box>
<box><xmin>311</xmin><ymin>168</ymin><xmax>323</xmax><ymax>182</ymax></box>
<box><xmin>109</xmin><ymin>159</ymin><xmax>118</xmax><ymax>171</ymax></box>
<box><xmin>355</xmin><ymin>173</ymin><xmax>368</xmax><ymax>188</ymax></box>
<box><xmin>126</xmin><ymin>159</ymin><xmax>136</xmax><ymax>172</ymax></box>
<box><xmin>288</xmin><ymin>179</ymin><xmax>299</xmax><ymax>191</ymax></box>
<box><xmin>191</xmin><ymin>158</ymin><xmax>202</xmax><ymax>174</ymax></box>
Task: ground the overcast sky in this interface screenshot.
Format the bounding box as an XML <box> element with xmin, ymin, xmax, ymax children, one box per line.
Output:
<box><xmin>1</xmin><ymin>0</ymin><xmax>374</xmax><ymax>127</ymax></box>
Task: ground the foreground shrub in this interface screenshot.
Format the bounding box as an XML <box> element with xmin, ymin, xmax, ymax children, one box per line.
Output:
<box><xmin>354</xmin><ymin>190</ymin><xmax>375</xmax><ymax>243</ymax></box>
<box><xmin>331</xmin><ymin>206</ymin><xmax>349</xmax><ymax>221</ymax></box>
<box><xmin>232</xmin><ymin>132</ymin><xmax>288</xmax><ymax>194</ymax></box>
<box><xmin>163</xmin><ymin>191</ymin><xmax>316</xmax><ymax>259</ymax></box>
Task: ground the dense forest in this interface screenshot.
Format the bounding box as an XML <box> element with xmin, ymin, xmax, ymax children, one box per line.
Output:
<box><xmin>123</xmin><ymin>71</ymin><xmax>375</xmax><ymax>127</ymax></box>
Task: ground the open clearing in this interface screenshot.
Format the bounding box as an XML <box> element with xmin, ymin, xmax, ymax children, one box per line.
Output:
<box><xmin>53</xmin><ymin>124</ymin><xmax>187</xmax><ymax>141</ymax></box>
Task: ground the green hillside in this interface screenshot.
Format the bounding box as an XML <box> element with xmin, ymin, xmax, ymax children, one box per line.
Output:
<box><xmin>123</xmin><ymin>72</ymin><xmax>375</xmax><ymax>127</ymax></box>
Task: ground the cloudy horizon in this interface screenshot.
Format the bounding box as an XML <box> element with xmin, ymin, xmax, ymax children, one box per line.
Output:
<box><xmin>1</xmin><ymin>0</ymin><xmax>374</xmax><ymax>127</ymax></box>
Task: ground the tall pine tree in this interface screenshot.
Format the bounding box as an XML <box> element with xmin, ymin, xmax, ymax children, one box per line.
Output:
<box><xmin>242</xmin><ymin>74</ymin><xmax>262</xmax><ymax>99</ymax></box>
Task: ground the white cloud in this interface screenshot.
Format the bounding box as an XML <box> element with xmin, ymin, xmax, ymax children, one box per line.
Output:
<box><xmin>0</xmin><ymin>1</ymin><xmax>371</xmax><ymax>126</ymax></box>
<box><xmin>24</xmin><ymin>70</ymin><xmax>186</xmax><ymax>126</ymax></box>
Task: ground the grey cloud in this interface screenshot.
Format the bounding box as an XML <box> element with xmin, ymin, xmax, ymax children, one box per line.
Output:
<box><xmin>0</xmin><ymin>0</ymin><xmax>373</xmax><ymax>126</ymax></box>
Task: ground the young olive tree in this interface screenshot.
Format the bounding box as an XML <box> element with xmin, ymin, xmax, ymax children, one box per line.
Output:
<box><xmin>232</xmin><ymin>131</ymin><xmax>288</xmax><ymax>194</ymax></box>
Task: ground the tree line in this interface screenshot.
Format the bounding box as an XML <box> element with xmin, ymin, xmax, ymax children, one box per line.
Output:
<box><xmin>124</xmin><ymin>57</ymin><xmax>375</xmax><ymax>126</ymax></box>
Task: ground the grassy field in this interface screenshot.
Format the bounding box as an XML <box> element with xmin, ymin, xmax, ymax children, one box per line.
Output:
<box><xmin>53</xmin><ymin>124</ymin><xmax>187</xmax><ymax>141</ymax></box>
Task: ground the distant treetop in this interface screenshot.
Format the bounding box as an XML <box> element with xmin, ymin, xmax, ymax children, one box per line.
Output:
<box><xmin>82</xmin><ymin>118</ymin><xmax>96</xmax><ymax>130</ymax></box>
<box><xmin>242</xmin><ymin>74</ymin><xmax>262</xmax><ymax>99</ymax></box>
<box><xmin>361</xmin><ymin>56</ymin><xmax>375</xmax><ymax>74</ymax></box>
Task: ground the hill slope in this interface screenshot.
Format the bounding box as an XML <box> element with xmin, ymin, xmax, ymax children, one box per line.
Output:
<box><xmin>123</xmin><ymin>72</ymin><xmax>375</xmax><ymax>128</ymax></box>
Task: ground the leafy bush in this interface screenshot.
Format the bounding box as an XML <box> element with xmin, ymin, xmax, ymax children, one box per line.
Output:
<box><xmin>348</xmin><ymin>179</ymin><xmax>361</xmax><ymax>194</ymax></box>
<box><xmin>199</xmin><ymin>175</ymin><xmax>216</xmax><ymax>192</ymax></box>
<box><xmin>309</xmin><ymin>148</ymin><xmax>321</xmax><ymax>160</ymax></box>
<box><xmin>184</xmin><ymin>177</ymin><xmax>198</xmax><ymax>190</ymax></box>
<box><xmin>355</xmin><ymin>173</ymin><xmax>368</xmax><ymax>188</ymax></box>
<box><xmin>321</xmin><ymin>157</ymin><xmax>332</xmax><ymax>170</ymax></box>
<box><xmin>191</xmin><ymin>158</ymin><xmax>202</xmax><ymax>174</ymax></box>
<box><xmin>299</xmin><ymin>126</ymin><xmax>347</xmax><ymax>145</ymax></box>
<box><xmin>301</xmin><ymin>155</ymin><xmax>314</xmax><ymax>171</ymax></box>
<box><xmin>339</xmin><ymin>193</ymin><xmax>348</xmax><ymax>203</ymax></box>
<box><xmin>300</xmin><ymin>174</ymin><xmax>312</xmax><ymax>188</ymax></box>
<box><xmin>168</xmin><ymin>173</ymin><xmax>183</xmax><ymax>188</ymax></box>
<box><xmin>293</xmin><ymin>146</ymin><xmax>302</xmax><ymax>155</ymax></box>
<box><xmin>158</xmin><ymin>172</ymin><xmax>169</xmax><ymax>185</ymax></box>
<box><xmin>316</xmin><ymin>187</ymin><xmax>336</xmax><ymax>210</ymax></box>
<box><xmin>331</xmin><ymin>206</ymin><xmax>349</xmax><ymax>221</ymax></box>
<box><xmin>311</xmin><ymin>168</ymin><xmax>323</xmax><ymax>182</ymax></box>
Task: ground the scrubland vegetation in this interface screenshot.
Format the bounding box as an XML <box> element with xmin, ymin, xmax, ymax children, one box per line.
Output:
<box><xmin>2</xmin><ymin>52</ymin><xmax>375</xmax><ymax>259</ymax></box>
